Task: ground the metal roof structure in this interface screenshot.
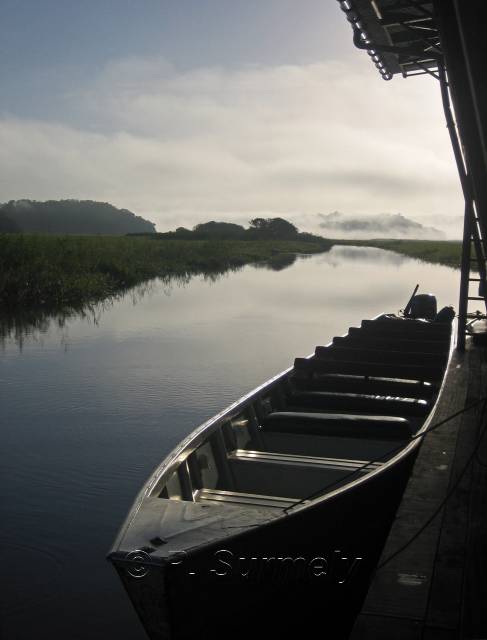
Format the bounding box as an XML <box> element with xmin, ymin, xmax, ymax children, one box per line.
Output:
<box><xmin>338</xmin><ymin>1</ymin><xmax>439</xmax><ymax>79</ymax></box>
<box><xmin>338</xmin><ymin>0</ymin><xmax>487</xmax><ymax>349</ymax></box>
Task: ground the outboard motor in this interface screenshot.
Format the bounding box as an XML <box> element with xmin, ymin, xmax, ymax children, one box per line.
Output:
<box><xmin>409</xmin><ymin>294</ymin><xmax>437</xmax><ymax>320</ymax></box>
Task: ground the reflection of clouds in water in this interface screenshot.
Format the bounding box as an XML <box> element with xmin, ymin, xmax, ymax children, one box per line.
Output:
<box><xmin>4</xmin><ymin>254</ymin><xmax>310</xmax><ymax>342</ymax></box>
<box><xmin>1</xmin><ymin>247</ymin><xmax>458</xmax><ymax>349</ymax></box>
<box><xmin>321</xmin><ymin>245</ymin><xmax>409</xmax><ymax>267</ymax></box>
<box><xmin>1</xmin><ymin>266</ymin><xmax>251</xmax><ymax>347</ymax></box>
<box><xmin>2</xmin><ymin>254</ymin><xmax>322</xmax><ymax>349</ymax></box>
<box><xmin>1</xmin><ymin>241</ymin><xmax>460</xmax><ymax>640</ymax></box>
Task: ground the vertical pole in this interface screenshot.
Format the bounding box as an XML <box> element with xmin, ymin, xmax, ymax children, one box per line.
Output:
<box><xmin>458</xmin><ymin>200</ymin><xmax>472</xmax><ymax>350</ymax></box>
<box><xmin>470</xmin><ymin>210</ymin><xmax>487</xmax><ymax>312</ymax></box>
<box><xmin>452</xmin><ymin>0</ymin><xmax>487</xmax><ymax>244</ymax></box>
<box><xmin>438</xmin><ymin>61</ymin><xmax>478</xmax><ymax>349</ymax></box>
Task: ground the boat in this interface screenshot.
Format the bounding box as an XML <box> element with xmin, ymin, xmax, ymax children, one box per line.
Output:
<box><xmin>108</xmin><ymin>294</ymin><xmax>455</xmax><ymax>640</ymax></box>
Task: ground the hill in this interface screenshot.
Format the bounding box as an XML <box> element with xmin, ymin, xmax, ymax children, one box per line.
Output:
<box><xmin>0</xmin><ymin>199</ymin><xmax>156</xmax><ymax>235</ymax></box>
<box><xmin>0</xmin><ymin>211</ymin><xmax>20</xmax><ymax>233</ymax></box>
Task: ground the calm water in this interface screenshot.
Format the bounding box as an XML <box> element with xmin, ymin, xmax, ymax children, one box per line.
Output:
<box><xmin>1</xmin><ymin>246</ymin><xmax>459</xmax><ymax>639</ymax></box>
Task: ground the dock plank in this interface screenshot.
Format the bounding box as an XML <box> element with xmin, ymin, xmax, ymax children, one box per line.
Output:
<box><xmin>423</xmin><ymin>347</ymin><xmax>480</xmax><ymax>633</ymax></box>
<box><xmin>460</xmin><ymin>345</ymin><xmax>487</xmax><ymax>639</ymax></box>
<box><xmin>350</xmin><ymin>346</ymin><xmax>469</xmax><ymax>637</ymax></box>
<box><xmin>351</xmin><ymin>339</ymin><xmax>487</xmax><ymax>639</ymax></box>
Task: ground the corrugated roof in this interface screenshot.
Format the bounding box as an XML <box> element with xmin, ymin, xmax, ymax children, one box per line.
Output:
<box><xmin>337</xmin><ymin>0</ymin><xmax>440</xmax><ymax>79</ymax></box>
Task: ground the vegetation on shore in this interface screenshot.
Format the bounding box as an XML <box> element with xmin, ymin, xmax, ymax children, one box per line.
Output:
<box><xmin>0</xmin><ymin>200</ymin><xmax>462</xmax><ymax>317</ymax></box>
<box><xmin>338</xmin><ymin>239</ymin><xmax>462</xmax><ymax>268</ymax></box>
<box><xmin>146</xmin><ymin>217</ymin><xmax>326</xmax><ymax>244</ymax></box>
<box><xmin>0</xmin><ymin>234</ymin><xmax>331</xmax><ymax>310</ymax></box>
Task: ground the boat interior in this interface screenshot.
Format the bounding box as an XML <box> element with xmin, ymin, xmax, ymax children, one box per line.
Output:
<box><xmin>157</xmin><ymin>317</ymin><xmax>452</xmax><ymax>511</ymax></box>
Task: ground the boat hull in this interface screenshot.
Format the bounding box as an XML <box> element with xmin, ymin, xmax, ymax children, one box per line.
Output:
<box><xmin>112</xmin><ymin>447</ymin><xmax>417</xmax><ymax>640</ymax></box>
<box><xmin>109</xmin><ymin>313</ymin><xmax>454</xmax><ymax>639</ymax></box>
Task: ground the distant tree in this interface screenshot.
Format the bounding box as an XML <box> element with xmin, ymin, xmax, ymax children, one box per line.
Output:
<box><xmin>174</xmin><ymin>227</ymin><xmax>193</xmax><ymax>237</ymax></box>
<box><xmin>247</xmin><ymin>217</ymin><xmax>299</xmax><ymax>240</ymax></box>
<box><xmin>192</xmin><ymin>221</ymin><xmax>246</xmax><ymax>240</ymax></box>
<box><xmin>248</xmin><ymin>217</ymin><xmax>267</xmax><ymax>231</ymax></box>
<box><xmin>127</xmin><ymin>216</ymin><xmax>328</xmax><ymax>245</ymax></box>
<box><xmin>297</xmin><ymin>231</ymin><xmax>329</xmax><ymax>244</ymax></box>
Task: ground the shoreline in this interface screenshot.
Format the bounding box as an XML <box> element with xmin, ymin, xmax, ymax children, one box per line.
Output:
<box><xmin>336</xmin><ymin>239</ymin><xmax>462</xmax><ymax>269</ymax></box>
<box><xmin>0</xmin><ymin>235</ymin><xmax>331</xmax><ymax>312</ymax></box>
<box><xmin>0</xmin><ymin>235</ymin><xmax>462</xmax><ymax>314</ymax></box>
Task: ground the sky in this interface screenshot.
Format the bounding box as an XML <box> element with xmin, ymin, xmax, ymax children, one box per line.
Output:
<box><xmin>0</xmin><ymin>0</ymin><xmax>463</xmax><ymax>236</ymax></box>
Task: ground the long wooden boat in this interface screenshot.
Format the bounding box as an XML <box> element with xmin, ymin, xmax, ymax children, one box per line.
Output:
<box><xmin>108</xmin><ymin>300</ymin><xmax>455</xmax><ymax>640</ymax></box>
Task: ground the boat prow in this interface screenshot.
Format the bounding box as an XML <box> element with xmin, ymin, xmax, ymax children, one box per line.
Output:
<box><xmin>109</xmin><ymin>307</ymin><xmax>455</xmax><ymax>640</ymax></box>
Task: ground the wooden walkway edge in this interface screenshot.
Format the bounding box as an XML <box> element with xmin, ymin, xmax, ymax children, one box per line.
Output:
<box><xmin>351</xmin><ymin>337</ymin><xmax>487</xmax><ymax>639</ymax></box>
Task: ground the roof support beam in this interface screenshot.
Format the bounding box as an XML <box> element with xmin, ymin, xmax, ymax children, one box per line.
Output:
<box><xmin>436</xmin><ymin>0</ymin><xmax>487</xmax><ymax>246</ymax></box>
<box><xmin>453</xmin><ymin>0</ymin><xmax>487</xmax><ymax>203</ymax></box>
<box><xmin>380</xmin><ymin>13</ymin><xmax>432</xmax><ymax>27</ymax></box>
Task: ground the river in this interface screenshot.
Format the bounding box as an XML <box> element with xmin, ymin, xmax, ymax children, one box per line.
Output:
<box><xmin>0</xmin><ymin>246</ymin><xmax>460</xmax><ymax>639</ymax></box>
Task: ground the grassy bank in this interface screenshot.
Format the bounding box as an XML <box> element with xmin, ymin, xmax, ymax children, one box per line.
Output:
<box><xmin>1</xmin><ymin>234</ymin><xmax>462</xmax><ymax>312</ymax></box>
<box><xmin>0</xmin><ymin>234</ymin><xmax>331</xmax><ymax>310</ymax></box>
<box><xmin>339</xmin><ymin>239</ymin><xmax>462</xmax><ymax>268</ymax></box>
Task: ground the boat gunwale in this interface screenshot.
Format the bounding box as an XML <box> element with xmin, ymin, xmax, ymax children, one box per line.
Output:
<box><xmin>108</xmin><ymin>314</ymin><xmax>456</xmax><ymax>556</ymax></box>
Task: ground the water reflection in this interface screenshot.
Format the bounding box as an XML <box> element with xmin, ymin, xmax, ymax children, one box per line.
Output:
<box><xmin>255</xmin><ymin>252</ymin><xmax>298</xmax><ymax>271</ymax></box>
<box><xmin>1</xmin><ymin>245</ymin><xmax>460</xmax><ymax>640</ymax></box>
<box><xmin>1</xmin><ymin>274</ymin><xmax>200</xmax><ymax>347</ymax></box>
<box><xmin>0</xmin><ymin>304</ymin><xmax>99</xmax><ymax>350</ymax></box>
<box><xmin>0</xmin><ymin>254</ymin><xmax>305</xmax><ymax>347</ymax></box>
<box><xmin>1</xmin><ymin>246</ymin><xmax>461</xmax><ymax>352</ymax></box>
<box><xmin>332</xmin><ymin>245</ymin><xmax>408</xmax><ymax>265</ymax></box>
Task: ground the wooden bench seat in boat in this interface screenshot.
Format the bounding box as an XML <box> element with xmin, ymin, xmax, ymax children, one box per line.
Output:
<box><xmin>229</xmin><ymin>449</ymin><xmax>383</xmax><ymax>472</ymax></box>
<box><xmin>315</xmin><ymin>345</ymin><xmax>446</xmax><ymax>367</ymax></box>
<box><xmin>190</xmin><ymin>450</ymin><xmax>384</xmax><ymax>508</ymax></box>
<box><xmin>227</xmin><ymin>453</ymin><xmax>371</xmax><ymax>499</ymax></box>
<box><xmin>217</xmin><ymin>450</ymin><xmax>385</xmax><ymax>502</ymax></box>
<box><xmin>291</xmin><ymin>374</ymin><xmax>437</xmax><ymax>399</ymax></box>
<box><xmin>286</xmin><ymin>390</ymin><xmax>430</xmax><ymax>417</ymax></box>
<box><xmin>333</xmin><ymin>333</ymin><xmax>449</xmax><ymax>354</ymax></box>
<box><xmin>194</xmin><ymin>488</ymin><xmax>296</xmax><ymax>509</ymax></box>
<box><xmin>258</xmin><ymin>430</ymin><xmax>406</xmax><ymax>461</ymax></box>
<box><xmin>260</xmin><ymin>411</ymin><xmax>413</xmax><ymax>439</ymax></box>
<box><xmin>364</xmin><ymin>317</ymin><xmax>450</xmax><ymax>328</ymax></box>
<box><xmin>294</xmin><ymin>357</ymin><xmax>443</xmax><ymax>382</ymax></box>
<box><xmin>360</xmin><ymin>319</ymin><xmax>451</xmax><ymax>338</ymax></box>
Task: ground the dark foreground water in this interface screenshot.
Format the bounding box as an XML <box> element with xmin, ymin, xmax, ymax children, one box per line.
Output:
<box><xmin>1</xmin><ymin>247</ymin><xmax>460</xmax><ymax>639</ymax></box>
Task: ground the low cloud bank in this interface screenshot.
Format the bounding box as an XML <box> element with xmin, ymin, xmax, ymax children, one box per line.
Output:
<box><xmin>0</xmin><ymin>56</ymin><xmax>462</xmax><ymax>232</ymax></box>
<box><xmin>289</xmin><ymin>211</ymin><xmax>446</xmax><ymax>239</ymax></box>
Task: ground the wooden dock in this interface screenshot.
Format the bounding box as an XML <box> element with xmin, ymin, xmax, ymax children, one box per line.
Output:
<box><xmin>351</xmin><ymin>332</ymin><xmax>487</xmax><ymax>639</ymax></box>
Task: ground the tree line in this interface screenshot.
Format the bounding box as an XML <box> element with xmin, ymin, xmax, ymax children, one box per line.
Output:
<box><xmin>143</xmin><ymin>217</ymin><xmax>327</xmax><ymax>244</ymax></box>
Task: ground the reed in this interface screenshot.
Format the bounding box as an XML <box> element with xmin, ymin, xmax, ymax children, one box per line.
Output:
<box><xmin>340</xmin><ymin>239</ymin><xmax>462</xmax><ymax>268</ymax></box>
<box><xmin>0</xmin><ymin>234</ymin><xmax>330</xmax><ymax>309</ymax></box>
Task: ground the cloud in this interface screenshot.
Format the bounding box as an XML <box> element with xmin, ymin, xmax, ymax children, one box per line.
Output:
<box><xmin>315</xmin><ymin>211</ymin><xmax>445</xmax><ymax>239</ymax></box>
<box><xmin>0</xmin><ymin>55</ymin><xmax>463</xmax><ymax>233</ymax></box>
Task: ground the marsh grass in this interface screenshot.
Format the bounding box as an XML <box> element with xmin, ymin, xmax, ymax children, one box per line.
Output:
<box><xmin>0</xmin><ymin>234</ymin><xmax>330</xmax><ymax>310</ymax></box>
<box><xmin>338</xmin><ymin>239</ymin><xmax>462</xmax><ymax>268</ymax></box>
<box><xmin>1</xmin><ymin>234</ymin><xmax>461</xmax><ymax>315</ymax></box>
